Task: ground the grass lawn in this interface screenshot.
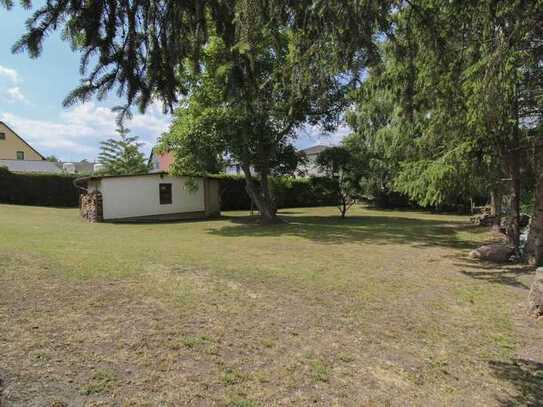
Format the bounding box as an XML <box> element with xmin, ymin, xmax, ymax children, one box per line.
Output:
<box><xmin>1</xmin><ymin>204</ymin><xmax>542</xmax><ymax>406</ymax></box>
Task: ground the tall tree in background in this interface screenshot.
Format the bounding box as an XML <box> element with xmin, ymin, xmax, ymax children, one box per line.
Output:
<box><xmin>345</xmin><ymin>0</ymin><xmax>542</xmax><ymax>256</ymax></box>
<box><xmin>343</xmin><ymin>63</ymin><xmax>415</xmax><ymax>209</ymax></box>
<box><xmin>98</xmin><ymin>125</ymin><xmax>148</xmax><ymax>176</ymax></box>
<box><xmin>526</xmin><ymin>137</ymin><xmax>543</xmax><ymax>265</ymax></box>
<box><xmin>4</xmin><ymin>0</ymin><xmax>392</xmax><ymax>223</ymax></box>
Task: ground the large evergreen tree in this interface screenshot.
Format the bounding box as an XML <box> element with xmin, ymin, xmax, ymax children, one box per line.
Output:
<box><xmin>345</xmin><ymin>0</ymin><xmax>542</xmax><ymax>258</ymax></box>
<box><xmin>98</xmin><ymin>124</ymin><xmax>148</xmax><ymax>175</ymax></box>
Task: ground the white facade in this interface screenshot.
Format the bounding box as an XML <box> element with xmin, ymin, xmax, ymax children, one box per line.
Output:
<box><xmin>63</xmin><ymin>162</ymin><xmax>76</xmax><ymax>173</ymax></box>
<box><xmin>88</xmin><ymin>174</ymin><xmax>216</xmax><ymax>221</ymax></box>
<box><xmin>299</xmin><ymin>154</ymin><xmax>324</xmax><ymax>176</ymax></box>
<box><xmin>297</xmin><ymin>145</ymin><xmax>329</xmax><ymax>177</ymax></box>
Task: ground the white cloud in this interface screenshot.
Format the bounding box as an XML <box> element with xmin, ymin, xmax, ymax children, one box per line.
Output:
<box><xmin>6</xmin><ymin>86</ymin><xmax>27</xmax><ymax>103</ymax></box>
<box><xmin>1</xmin><ymin>102</ymin><xmax>171</xmax><ymax>161</ymax></box>
<box><xmin>0</xmin><ymin>65</ymin><xmax>29</xmax><ymax>103</ymax></box>
<box><xmin>0</xmin><ymin>65</ymin><xmax>19</xmax><ymax>83</ymax></box>
<box><xmin>296</xmin><ymin>123</ymin><xmax>352</xmax><ymax>148</ymax></box>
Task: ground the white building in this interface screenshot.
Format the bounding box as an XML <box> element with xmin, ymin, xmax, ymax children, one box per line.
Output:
<box><xmin>77</xmin><ymin>173</ymin><xmax>221</xmax><ymax>222</ymax></box>
<box><xmin>298</xmin><ymin>145</ymin><xmax>329</xmax><ymax>177</ymax></box>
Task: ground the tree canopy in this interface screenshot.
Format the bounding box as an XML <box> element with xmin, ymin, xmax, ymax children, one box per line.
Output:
<box><xmin>4</xmin><ymin>0</ymin><xmax>543</xmax><ymax>261</ymax></box>
<box><xmin>316</xmin><ymin>146</ymin><xmax>360</xmax><ymax>218</ymax></box>
<box><xmin>344</xmin><ymin>0</ymin><xmax>543</xmax><ymax>255</ymax></box>
<box><xmin>98</xmin><ymin>124</ymin><xmax>148</xmax><ymax>175</ymax></box>
<box><xmin>3</xmin><ymin>0</ymin><xmax>395</xmax><ymax>222</ymax></box>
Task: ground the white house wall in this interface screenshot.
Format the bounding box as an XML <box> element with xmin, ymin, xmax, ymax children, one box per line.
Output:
<box><xmin>99</xmin><ymin>175</ymin><xmax>205</xmax><ymax>220</ymax></box>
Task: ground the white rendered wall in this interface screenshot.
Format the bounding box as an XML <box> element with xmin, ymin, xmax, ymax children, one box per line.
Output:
<box><xmin>99</xmin><ymin>175</ymin><xmax>205</xmax><ymax>220</ymax></box>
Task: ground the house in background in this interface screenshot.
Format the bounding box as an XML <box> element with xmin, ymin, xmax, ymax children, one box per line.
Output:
<box><xmin>298</xmin><ymin>145</ymin><xmax>329</xmax><ymax>176</ymax></box>
<box><xmin>0</xmin><ymin>121</ymin><xmax>61</xmax><ymax>174</ymax></box>
<box><xmin>149</xmin><ymin>149</ymin><xmax>175</xmax><ymax>173</ymax></box>
<box><xmin>149</xmin><ymin>144</ymin><xmax>330</xmax><ymax>177</ymax></box>
<box><xmin>60</xmin><ymin>160</ymin><xmax>103</xmax><ymax>175</ymax></box>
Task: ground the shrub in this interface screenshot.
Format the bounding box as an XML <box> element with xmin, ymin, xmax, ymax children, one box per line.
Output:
<box><xmin>0</xmin><ymin>171</ymin><xmax>79</xmax><ymax>207</ymax></box>
<box><xmin>213</xmin><ymin>175</ymin><xmax>338</xmax><ymax>211</ymax></box>
<box><xmin>0</xmin><ymin>171</ymin><xmax>337</xmax><ymax>210</ymax></box>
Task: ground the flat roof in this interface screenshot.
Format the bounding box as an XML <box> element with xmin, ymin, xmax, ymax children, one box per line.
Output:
<box><xmin>77</xmin><ymin>171</ymin><xmax>169</xmax><ymax>182</ymax></box>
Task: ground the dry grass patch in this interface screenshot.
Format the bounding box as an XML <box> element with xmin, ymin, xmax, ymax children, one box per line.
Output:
<box><xmin>1</xmin><ymin>204</ymin><xmax>542</xmax><ymax>405</ymax></box>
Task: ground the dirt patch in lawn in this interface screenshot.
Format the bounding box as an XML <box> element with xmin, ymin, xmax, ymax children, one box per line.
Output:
<box><xmin>2</xmin><ymin>250</ymin><xmax>542</xmax><ymax>406</ymax></box>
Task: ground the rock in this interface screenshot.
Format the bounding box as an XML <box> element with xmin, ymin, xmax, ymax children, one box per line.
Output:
<box><xmin>469</xmin><ymin>244</ymin><xmax>515</xmax><ymax>263</ymax></box>
<box><xmin>528</xmin><ymin>268</ymin><xmax>543</xmax><ymax>318</ymax></box>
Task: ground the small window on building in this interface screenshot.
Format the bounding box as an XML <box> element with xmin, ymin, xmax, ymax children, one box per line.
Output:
<box><xmin>16</xmin><ymin>151</ymin><xmax>24</xmax><ymax>160</ymax></box>
<box><xmin>0</xmin><ymin>132</ymin><xmax>5</xmax><ymax>140</ymax></box>
<box><xmin>159</xmin><ymin>183</ymin><xmax>172</xmax><ymax>205</ymax></box>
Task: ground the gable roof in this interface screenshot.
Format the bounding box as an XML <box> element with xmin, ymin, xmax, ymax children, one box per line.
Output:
<box><xmin>0</xmin><ymin>121</ymin><xmax>46</xmax><ymax>160</ymax></box>
<box><xmin>0</xmin><ymin>159</ymin><xmax>62</xmax><ymax>174</ymax></box>
<box><xmin>300</xmin><ymin>145</ymin><xmax>329</xmax><ymax>156</ymax></box>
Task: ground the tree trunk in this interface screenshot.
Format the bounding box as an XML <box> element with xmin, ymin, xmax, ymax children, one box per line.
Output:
<box><xmin>241</xmin><ymin>164</ymin><xmax>280</xmax><ymax>224</ymax></box>
<box><xmin>527</xmin><ymin>174</ymin><xmax>543</xmax><ymax>266</ymax></box>
<box><xmin>340</xmin><ymin>196</ymin><xmax>347</xmax><ymax>218</ymax></box>
<box><xmin>490</xmin><ymin>188</ymin><xmax>502</xmax><ymax>217</ymax></box>
<box><xmin>509</xmin><ymin>154</ymin><xmax>521</xmax><ymax>252</ymax></box>
<box><xmin>505</xmin><ymin>88</ymin><xmax>522</xmax><ymax>253</ymax></box>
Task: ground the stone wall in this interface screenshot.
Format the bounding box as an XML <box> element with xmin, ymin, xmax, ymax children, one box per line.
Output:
<box><xmin>80</xmin><ymin>191</ymin><xmax>103</xmax><ymax>223</ymax></box>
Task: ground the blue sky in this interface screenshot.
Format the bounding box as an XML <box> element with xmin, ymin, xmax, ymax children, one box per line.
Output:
<box><xmin>0</xmin><ymin>4</ymin><xmax>346</xmax><ymax>161</ymax></box>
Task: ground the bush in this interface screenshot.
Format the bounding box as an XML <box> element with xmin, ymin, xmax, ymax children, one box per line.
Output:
<box><xmin>0</xmin><ymin>171</ymin><xmax>337</xmax><ymax>210</ymax></box>
<box><xmin>215</xmin><ymin>175</ymin><xmax>252</xmax><ymax>210</ymax></box>
<box><xmin>213</xmin><ymin>175</ymin><xmax>338</xmax><ymax>211</ymax></box>
<box><xmin>270</xmin><ymin>176</ymin><xmax>338</xmax><ymax>208</ymax></box>
<box><xmin>0</xmin><ymin>170</ymin><xmax>79</xmax><ymax>207</ymax></box>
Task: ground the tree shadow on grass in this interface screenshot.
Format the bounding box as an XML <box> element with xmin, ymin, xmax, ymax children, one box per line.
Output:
<box><xmin>209</xmin><ymin>213</ymin><xmax>487</xmax><ymax>250</ymax></box>
<box><xmin>453</xmin><ymin>257</ymin><xmax>535</xmax><ymax>290</ymax></box>
<box><xmin>489</xmin><ymin>359</ymin><xmax>543</xmax><ymax>406</ymax></box>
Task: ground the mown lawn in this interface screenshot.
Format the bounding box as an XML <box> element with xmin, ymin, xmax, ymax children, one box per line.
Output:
<box><xmin>1</xmin><ymin>204</ymin><xmax>542</xmax><ymax>406</ymax></box>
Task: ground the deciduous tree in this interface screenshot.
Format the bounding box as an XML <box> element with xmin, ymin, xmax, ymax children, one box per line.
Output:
<box><xmin>4</xmin><ymin>0</ymin><xmax>392</xmax><ymax>223</ymax></box>
<box><xmin>316</xmin><ymin>146</ymin><xmax>360</xmax><ymax>218</ymax></box>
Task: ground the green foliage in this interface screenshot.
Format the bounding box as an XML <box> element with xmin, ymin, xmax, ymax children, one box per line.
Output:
<box><xmin>344</xmin><ymin>0</ymin><xmax>543</xmax><ymax>218</ymax></box>
<box><xmin>316</xmin><ymin>146</ymin><xmax>360</xmax><ymax>217</ymax></box>
<box><xmin>0</xmin><ymin>165</ymin><xmax>11</xmax><ymax>176</ymax></box>
<box><xmin>310</xmin><ymin>359</ymin><xmax>331</xmax><ymax>383</ymax></box>
<box><xmin>222</xmin><ymin>368</ymin><xmax>246</xmax><ymax>386</ymax></box>
<box><xmin>5</xmin><ymin>1</ymin><xmax>391</xmax><ymax>115</ymax></box>
<box><xmin>0</xmin><ymin>171</ymin><xmax>79</xmax><ymax>207</ymax></box>
<box><xmin>81</xmin><ymin>368</ymin><xmax>118</xmax><ymax>395</ymax></box>
<box><xmin>98</xmin><ymin>124</ymin><xmax>148</xmax><ymax>176</ymax></box>
<box><xmin>215</xmin><ymin>175</ymin><xmax>337</xmax><ymax>211</ymax></box>
<box><xmin>5</xmin><ymin>0</ymin><xmax>393</xmax><ymax>221</ymax></box>
<box><xmin>159</xmin><ymin>28</ymin><xmax>353</xmax><ymax>219</ymax></box>
<box><xmin>344</xmin><ymin>64</ymin><xmax>412</xmax><ymax>208</ymax></box>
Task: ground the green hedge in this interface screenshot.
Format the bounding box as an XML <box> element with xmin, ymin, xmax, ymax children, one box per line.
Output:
<box><xmin>0</xmin><ymin>169</ymin><xmax>79</xmax><ymax>207</ymax></box>
<box><xmin>215</xmin><ymin>175</ymin><xmax>338</xmax><ymax>210</ymax></box>
<box><xmin>0</xmin><ymin>169</ymin><xmax>337</xmax><ymax>210</ymax></box>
